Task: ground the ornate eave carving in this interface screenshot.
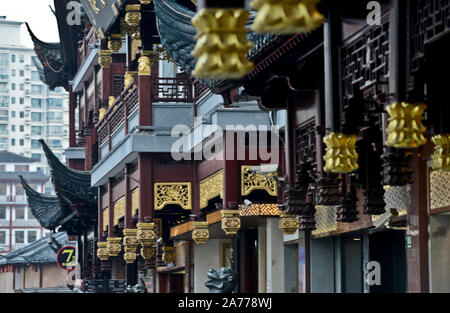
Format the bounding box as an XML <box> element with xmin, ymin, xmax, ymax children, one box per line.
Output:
<box><xmin>200</xmin><ymin>170</ymin><xmax>223</xmax><ymax>209</ymax></box>
<box><xmin>155</xmin><ymin>183</ymin><xmax>192</xmax><ymax>211</ymax></box>
<box><xmin>241</xmin><ymin>166</ymin><xmax>277</xmax><ymax>197</ymax></box>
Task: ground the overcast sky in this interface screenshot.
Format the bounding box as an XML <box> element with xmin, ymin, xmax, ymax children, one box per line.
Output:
<box><xmin>0</xmin><ymin>0</ymin><xmax>60</xmax><ymax>47</ymax></box>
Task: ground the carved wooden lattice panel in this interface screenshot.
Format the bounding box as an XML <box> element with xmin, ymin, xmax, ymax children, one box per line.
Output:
<box><xmin>340</xmin><ymin>16</ymin><xmax>390</xmax><ymax>106</ymax></box>
<box><xmin>295</xmin><ymin>119</ymin><xmax>317</xmax><ymax>173</ymax></box>
<box><xmin>410</xmin><ymin>0</ymin><xmax>450</xmax><ymax>74</ymax></box>
<box><xmin>112</xmin><ymin>75</ymin><xmax>124</xmax><ymax>97</ymax></box>
<box><xmin>430</xmin><ymin>170</ymin><xmax>450</xmax><ymax>210</ymax></box>
<box><xmin>312</xmin><ymin>206</ymin><xmax>337</xmax><ymax>236</ymax></box>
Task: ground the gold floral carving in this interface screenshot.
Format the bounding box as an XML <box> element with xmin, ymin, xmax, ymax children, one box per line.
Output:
<box><xmin>250</xmin><ymin>0</ymin><xmax>324</xmax><ymax>34</ymax></box>
<box><xmin>154</xmin><ymin>183</ymin><xmax>192</xmax><ymax>211</ymax></box>
<box><xmin>386</xmin><ymin>102</ymin><xmax>427</xmax><ymax>148</ymax></box>
<box><xmin>200</xmin><ymin>170</ymin><xmax>223</xmax><ymax>209</ymax></box>
<box><xmin>114</xmin><ymin>197</ymin><xmax>125</xmax><ymax>225</ymax></box>
<box><xmin>137</xmin><ymin>222</ymin><xmax>156</xmax><ymax>247</ymax></box>
<box><xmin>108</xmin><ymin>34</ymin><xmax>122</xmax><ymax>52</ymax></box>
<box><xmin>192</xmin><ymin>222</ymin><xmax>209</xmax><ymax>244</ymax></box>
<box><xmin>97</xmin><ymin>241</ymin><xmax>109</xmax><ymax>261</ymax></box>
<box><xmin>99</xmin><ymin>107</ymin><xmax>106</xmax><ymax>121</ymax></box>
<box><xmin>125</xmin><ymin>4</ymin><xmax>141</xmax><ymax>27</ymax></box>
<box><xmin>123</xmin><ymin>229</ymin><xmax>139</xmax><ymax>264</ymax></box>
<box><xmin>98</xmin><ymin>50</ymin><xmax>112</xmax><ymax>68</ymax></box>
<box><xmin>123</xmin><ymin>71</ymin><xmax>137</xmax><ymax>91</ymax></box>
<box><xmin>162</xmin><ymin>246</ymin><xmax>176</xmax><ymax>264</ymax></box>
<box><xmin>191</xmin><ymin>8</ymin><xmax>253</xmax><ymax>79</ymax></box>
<box><xmin>278</xmin><ymin>214</ymin><xmax>299</xmax><ymax>235</ymax></box>
<box><xmin>221</xmin><ymin>210</ymin><xmax>241</xmax><ymax>235</ymax></box>
<box><xmin>323</xmin><ymin>132</ymin><xmax>359</xmax><ymax>173</ymax></box>
<box><xmin>241</xmin><ymin>166</ymin><xmax>277</xmax><ymax>197</ymax></box>
<box><xmin>107</xmin><ymin>237</ymin><xmax>122</xmax><ymax>257</ymax></box>
<box><xmin>432</xmin><ymin>134</ymin><xmax>450</xmax><ymax>171</ymax></box>
<box><xmin>138</xmin><ymin>55</ymin><xmax>152</xmax><ymax>76</ymax></box>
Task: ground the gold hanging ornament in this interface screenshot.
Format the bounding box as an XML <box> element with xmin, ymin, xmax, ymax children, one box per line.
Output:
<box><xmin>192</xmin><ymin>221</ymin><xmax>210</xmax><ymax>244</ymax></box>
<box><xmin>250</xmin><ymin>0</ymin><xmax>324</xmax><ymax>34</ymax></box>
<box><xmin>191</xmin><ymin>8</ymin><xmax>253</xmax><ymax>79</ymax></box>
<box><xmin>123</xmin><ymin>229</ymin><xmax>139</xmax><ymax>264</ymax></box>
<box><xmin>323</xmin><ymin>132</ymin><xmax>359</xmax><ymax>173</ymax></box>
<box><xmin>97</xmin><ymin>241</ymin><xmax>110</xmax><ymax>261</ymax></box>
<box><xmin>162</xmin><ymin>246</ymin><xmax>176</xmax><ymax>264</ymax></box>
<box><xmin>432</xmin><ymin>134</ymin><xmax>450</xmax><ymax>171</ymax></box>
<box><xmin>278</xmin><ymin>214</ymin><xmax>299</xmax><ymax>235</ymax></box>
<box><xmin>385</xmin><ymin>102</ymin><xmax>427</xmax><ymax>148</ymax></box>
<box><xmin>98</xmin><ymin>50</ymin><xmax>112</xmax><ymax>68</ymax></box>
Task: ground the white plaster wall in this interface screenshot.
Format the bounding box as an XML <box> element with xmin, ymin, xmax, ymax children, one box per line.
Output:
<box><xmin>266</xmin><ymin>218</ymin><xmax>284</xmax><ymax>292</ymax></box>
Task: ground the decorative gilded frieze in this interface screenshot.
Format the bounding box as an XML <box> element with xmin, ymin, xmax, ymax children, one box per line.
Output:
<box><xmin>278</xmin><ymin>214</ymin><xmax>299</xmax><ymax>235</ymax></box>
<box><xmin>125</xmin><ymin>4</ymin><xmax>141</xmax><ymax>27</ymax></box>
<box><xmin>192</xmin><ymin>221</ymin><xmax>209</xmax><ymax>244</ymax></box>
<box><xmin>114</xmin><ymin>197</ymin><xmax>125</xmax><ymax>225</ymax></box>
<box><xmin>107</xmin><ymin>237</ymin><xmax>122</xmax><ymax>257</ymax></box>
<box><xmin>241</xmin><ymin>166</ymin><xmax>277</xmax><ymax>197</ymax></box>
<box><xmin>432</xmin><ymin>134</ymin><xmax>450</xmax><ymax>171</ymax></box>
<box><xmin>251</xmin><ymin>0</ymin><xmax>324</xmax><ymax>34</ymax></box>
<box><xmin>239</xmin><ymin>203</ymin><xmax>280</xmax><ymax>216</ymax></box>
<box><xmin>132</xmin><ymin>188</ymin><xmax>139</xmax><ymax>216</ymax></box>
<box><xmin>200</xmin><ymin>170</ymin><xmax>223</xmax><ymax>209</ymax></box>
<box><xmin>191</xmin><ymin>8</ymin><xmax>253</xmax><ymax>79</ymax></box>
<box><xmin>154</xmin><ymin>183</ymin><xmax>192</xmax><ymax>211</ymax></box>
<box><xmin>323</xmin><ymin>132</ymin><xmax>359</xmax><ymax>173</ymax></box>
<box><xmin>108</xmin><ymin>34</ymin><xmax>122</xmax><ymax>52</ymax></box>
<box><xmin>221</xmin><ymin>210</ymin><xmax>241</xmax><ymax>235</ymax></box>
<box><xmin>98</xmin><ymin>50</ymin><xmax>112</xmax><ymax>68</ymax></box>
<box><xmin>97</xmin><ymin>241</ymin><xmax>109</xmax><ymax>261</ymax></box>
<box><xmin>386</xmin><ymin>102</ymin><xmax>427</xmax><ymax>148</ymax></box>
<box><xmin>103</xmin><ymin>207</ymin><xmax>109</xmax><ymax>232</ymax></box>
<box><xmin>162</xmin><ymin>246</ymin><xmax>176</xmax><ymax>264</ymax></box>
<box><xmin>123</xmin><ymin>229</ymin><xmax>139</xmax><ymax>264</ymax></box>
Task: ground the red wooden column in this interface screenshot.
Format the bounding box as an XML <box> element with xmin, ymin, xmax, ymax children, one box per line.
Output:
<box><xmin>108</xmin><ymin>178</ymin><xmax>115</xmax><ymax>237</ymax></box>
<box><xmin>192</xmin><ymin>160</ymin><xmax>200</xmax><ymax>218</ymax></box>
<box><xmin>125</xmin><ymin>164</ymin><xmax>133</xmax><ymax>228</ymax></box>
<box><xmin>138</xmin><ymin>153</ymin><xmax>153</xmax><ymax>221</ymax></box>
<box><xmin>223</xmin><ymin>132</ymin><xmax>239</xmax><ymax>207</ymax></box>
<box><xmin>68</xmin><ymin>86</ymin><xmax>76</xmax><ymax>147</ymax></box>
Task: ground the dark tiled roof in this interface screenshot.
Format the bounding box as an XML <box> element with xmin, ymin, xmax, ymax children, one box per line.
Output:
<box><xmin>0</xmin><ymin>171</ymin><xmax>49</xmax><ymax>182</ymax></box>
<box><xmin>0</xmin><ymin>232</ymin><xmax>68</xmax><ymax>265</ymax></box>
<box><xmin>0</xmin><ymin>151</ymin><xmax>36</xmax><ymax>163</ymax></box>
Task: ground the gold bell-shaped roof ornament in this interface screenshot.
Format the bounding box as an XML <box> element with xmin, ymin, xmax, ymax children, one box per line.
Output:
<box><xmin>191</xmin><ymin>0</ymin><xmax>254</xmax><ymax>79</ymax></box>
<box><xmin>385</xmin><ymin>102</ymin><xmax>427</xmax><ymax>149</ymax></box>
<box><xmin>323</xmin><ymin>132</ymin><xmax>359</xmax><ymax>174</ymax></box>
<box><xmin>250</xmin><ymin>0</ymin><xmax>325</xmax><ymax>34</ymax></box>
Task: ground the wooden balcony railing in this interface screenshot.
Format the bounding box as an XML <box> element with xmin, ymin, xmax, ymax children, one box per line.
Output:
<box><xmin>96</xmin><ymin>76</ymin><xmax>210</xmax><ymax>149</ymax></box>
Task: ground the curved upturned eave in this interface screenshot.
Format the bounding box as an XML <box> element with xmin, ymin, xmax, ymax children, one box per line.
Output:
<box><xmin>19</xmin><ymin>175</ymin><xmax>76</xmax><ymax>230</ymax></box>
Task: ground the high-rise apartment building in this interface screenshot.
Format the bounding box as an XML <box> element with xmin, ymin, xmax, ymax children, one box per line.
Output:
<box><xmin>0</xmin><ymin>17</ymin><xmax>69</xmax><ymax>186</ymax></box>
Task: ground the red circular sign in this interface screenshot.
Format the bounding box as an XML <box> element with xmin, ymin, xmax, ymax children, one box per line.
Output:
<box><xmin>56</xmin><ymin>246</ymin><xmax>76</xmax><ymax>271</ymax></box>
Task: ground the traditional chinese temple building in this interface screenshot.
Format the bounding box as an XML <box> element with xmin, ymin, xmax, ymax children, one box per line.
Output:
<box><xmin>25</xmin><ymin>0</ymin><xmax>450</xmax><ymax>293</ymax></box>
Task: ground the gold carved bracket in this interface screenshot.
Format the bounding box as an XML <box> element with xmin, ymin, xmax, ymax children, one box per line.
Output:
<box><xmin>155</xmin><ymin>183</ymin><xmax>192</xmax><ymax>211</ymax></box>
<box><xmin>200</xmin><ymin>170</ymin><xmax>224</xmax><ymax>209</ymax></box>
<box><xmin>241</xmin><ymin>166</ymin><xmax>277</xmax><ymax>197</ymax></box>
